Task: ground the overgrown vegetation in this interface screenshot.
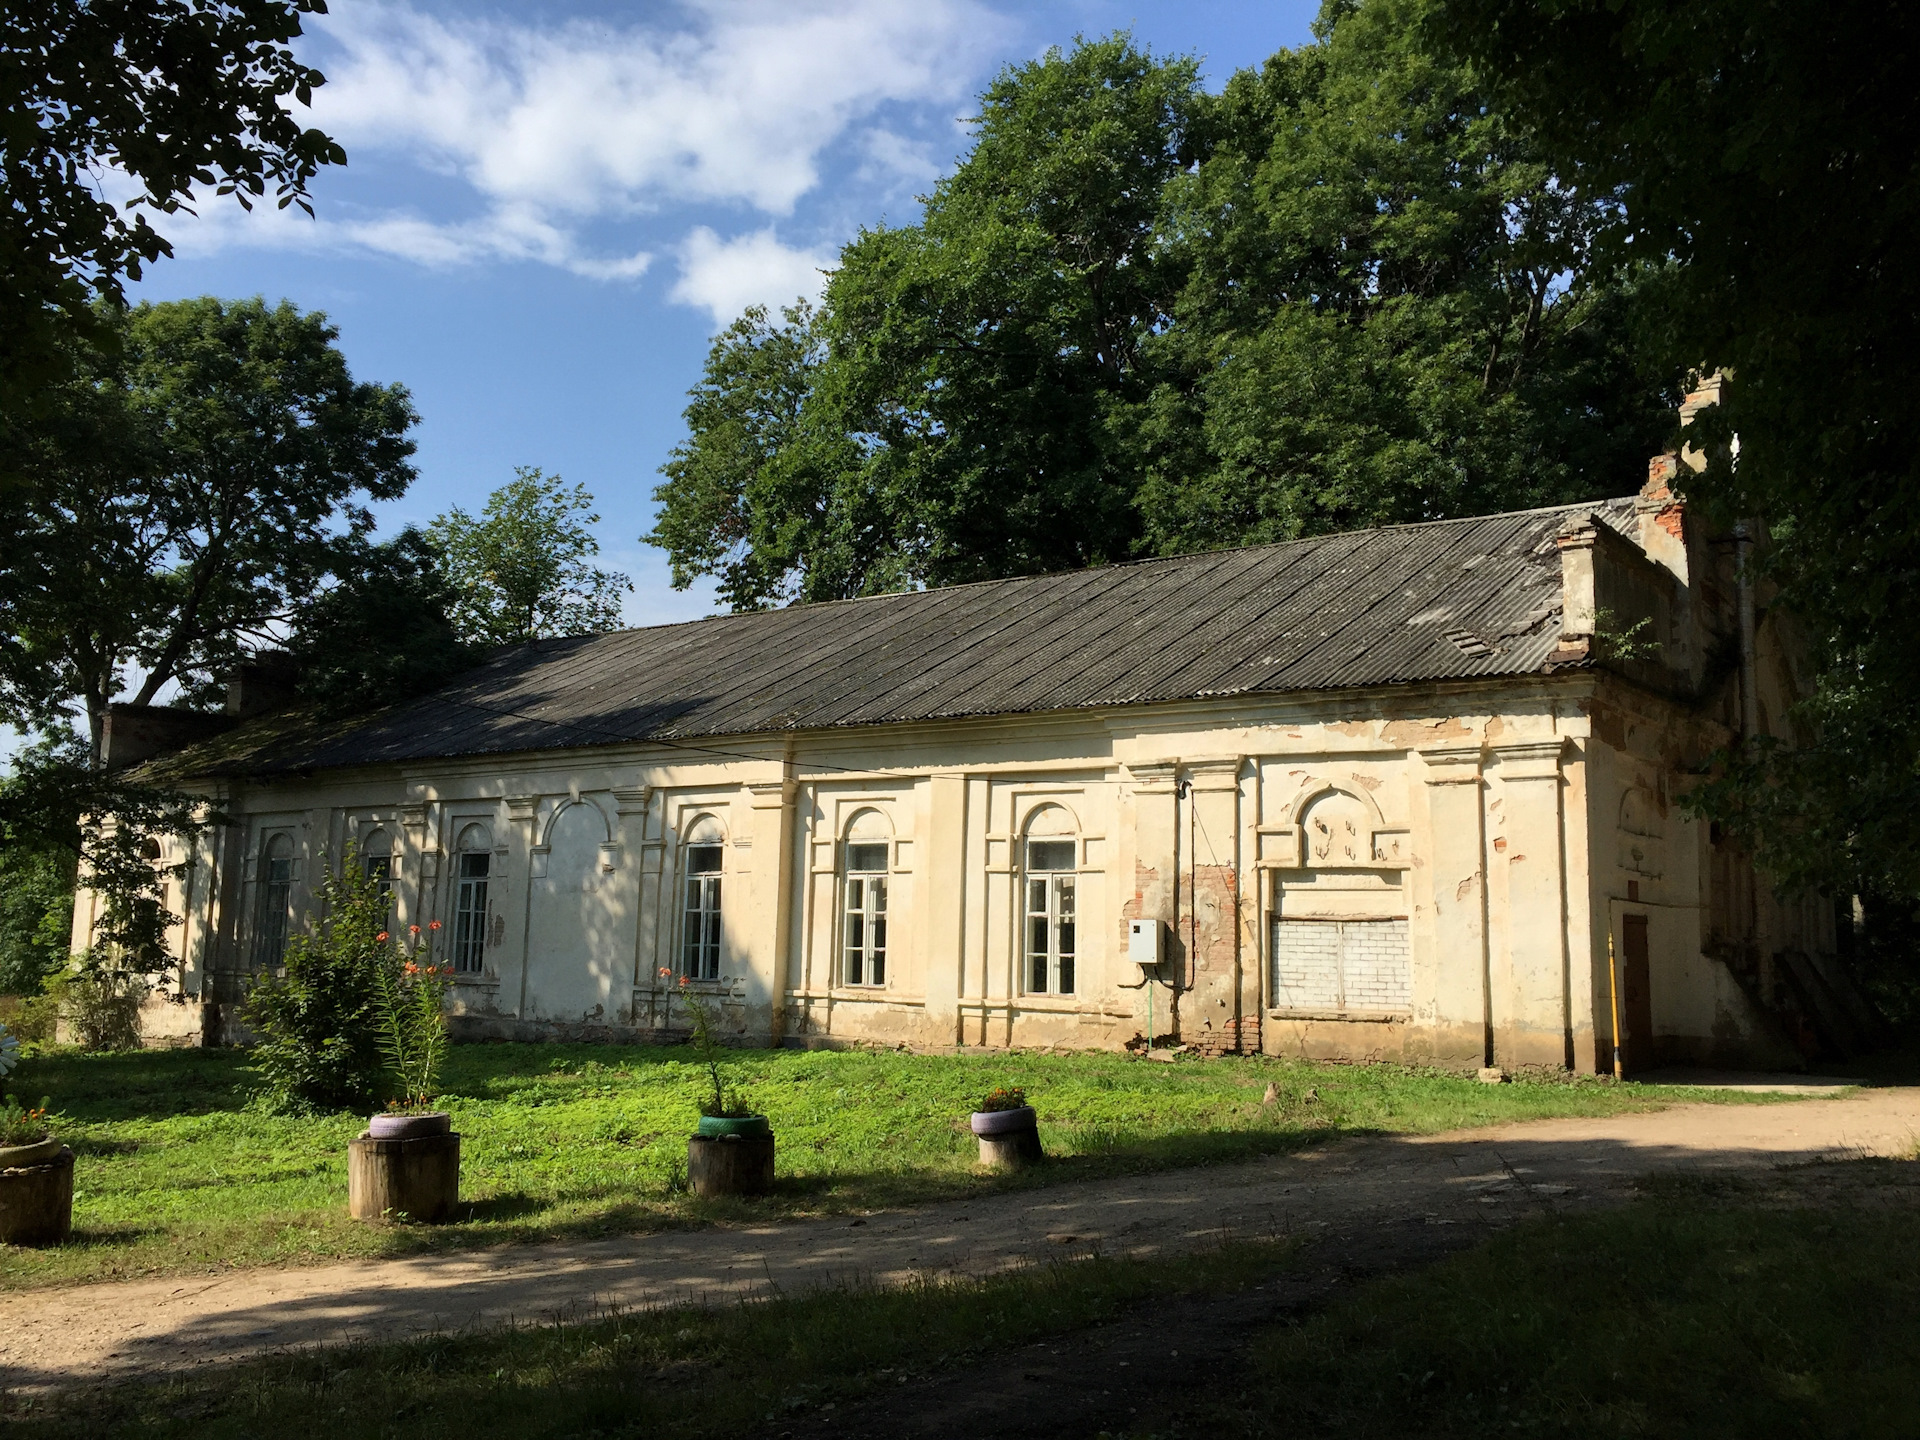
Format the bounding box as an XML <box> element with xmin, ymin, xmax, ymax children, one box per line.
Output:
<box><xmin>0</xmin><ymin>1043</ymin><xmax>1769</xmax><ymax>1291</ymax></box>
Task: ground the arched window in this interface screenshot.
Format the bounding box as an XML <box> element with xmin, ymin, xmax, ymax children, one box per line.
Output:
<box><xmin>842</xmin><ymin>810</ymin><xmax>891</xmax><ymax>987</ymax></box>
<box><xmin>253</xmin><ymin>833</ymin><xmax>294</xmax><ymax>969</ymax></box>
<box><xmin>1023</xmin><ymin>807</ymin><xmax>1078</xmax><ymax>995</ymax></box>
<box><xmin>451</xmin><ymin>823</ymin><xmax>492</xmax><ymax>974</ymax></box>
<box><xmin>362</xmin><ymin>828</ymin><xmax>394</xmax><ymax>900</ymax></box>
<box><xmin>680</xmin><ymin>816</ymin><xmax>726</xmax><ymax>981</ymax></box>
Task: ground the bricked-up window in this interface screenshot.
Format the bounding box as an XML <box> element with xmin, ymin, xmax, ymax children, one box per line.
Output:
<box><xmin>682</xmin><ymin>843</ymin><xmax>724</xmax><ymax>980</ymax></box>
<box><xmin>252</xmin><ymin>833</ymin><xmax>294</xmax><ymax>969</ymax></box>
<box><xmin>1271</xmin><ymin>917</ymin><xmax>1410</xmax><ymax>1014</ymax></box>
<box><xmin>1025</xmin><ymin>838</ymin><xmax>1077</xmax><ymax>995</ymax></box>
<box><xmin>843</xmin><ymin>841</ymin><xmax>889</xmax><ymax>986</ymax></box>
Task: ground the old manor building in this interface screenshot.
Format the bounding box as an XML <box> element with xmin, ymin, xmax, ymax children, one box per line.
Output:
<box><xmin>84</xmin><ymin>408</ymin><xmax>1871</xmax><ymax>1074</ymax></box>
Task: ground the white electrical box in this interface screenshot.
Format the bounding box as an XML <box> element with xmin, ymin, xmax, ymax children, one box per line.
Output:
<box><xmin>1127</xmin><ymin>918</ymin><xmax>1163</xmax><ymax>968</ymax></box>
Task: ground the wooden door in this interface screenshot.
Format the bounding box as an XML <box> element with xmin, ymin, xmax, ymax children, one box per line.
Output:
<box><xmin>1621</xmin><ymin>914</ymin><xmax>1654</xmax><ymax>1074</ymax></box>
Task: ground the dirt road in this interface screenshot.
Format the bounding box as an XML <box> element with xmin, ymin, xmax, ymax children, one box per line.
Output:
<box><xmin>2</xmin><ymin>1084</ymin><xmax>1914</xmax><ymax>1394</ymax></box>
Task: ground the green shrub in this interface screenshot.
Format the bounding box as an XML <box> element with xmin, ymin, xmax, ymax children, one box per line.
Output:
<box><xmin>0</xmin><ymin>992</ymin><xmax>56</xmax><ymax>1045</ymax></box>
<box><xmin>47</xmin><ymin>965</ymin><xmax>143</xmax><ymax>1051</ymax></box>
<box><xmin>245</xmin><ymin>845</ymin><xmax>390</xmax><ymax>1112</ymax></box>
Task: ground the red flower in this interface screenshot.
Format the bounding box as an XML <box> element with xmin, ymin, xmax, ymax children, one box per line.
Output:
<box><xmin>428</xmin><ymin>920</ymin><xmax>442</xmax><ymax>931</ymax></box>
<box><xmin>409</xmin><ymin>924</ymin><xmax>421</xmax><ymax>936</ymax></box>
<box><xmin>376</xmin><ymin>931</ymin><xmax>389</xmax><ymax>943</ymax></box>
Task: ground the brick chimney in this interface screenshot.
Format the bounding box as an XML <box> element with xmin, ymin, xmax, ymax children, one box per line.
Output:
<box><xmin>225</xmin><ymin>652</ymin><xmax>299</xmax><ymax>719</ymax></box>
<box><xmin>1636</xmin><ymin>373</ymin><xmax>1724</xmax><ymax>584</ymax></box>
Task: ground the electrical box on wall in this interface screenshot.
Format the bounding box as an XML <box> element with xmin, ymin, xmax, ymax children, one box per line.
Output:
<box><xmin>1128</xmin><ymin>918</ymin><xmax>1163</xmax><ymax>968</ymax></box>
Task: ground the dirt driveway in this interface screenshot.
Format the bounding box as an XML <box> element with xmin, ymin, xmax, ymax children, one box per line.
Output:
<box><xmin>3</xmin><ymin>1083</ymin><xmax>1915</xmax><ymax>1394</ymax></box>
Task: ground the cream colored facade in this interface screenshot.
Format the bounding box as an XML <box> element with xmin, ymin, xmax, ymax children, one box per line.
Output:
<box><xmin>89</xmin><ymin>404</ymin><xmax>1852</xmax><ymax>1071</ymax></box>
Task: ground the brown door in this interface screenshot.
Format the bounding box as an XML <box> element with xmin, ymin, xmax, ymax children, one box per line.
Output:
<box><xmin>1621</xmin><ymin>914</ymin><xmax>1654</xmax><ymax>1074</ymax></box>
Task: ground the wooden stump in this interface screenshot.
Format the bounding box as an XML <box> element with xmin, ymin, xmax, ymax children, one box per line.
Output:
<box><xmin>348</xmin><ymin>1132</ymin><xmax>461</xmax><ymax>1222</ymax></box>
<box><xmin>687</xmin><ymin>1133</ymin><xmax>775</xmax><ymax>1197</ymax></box>
<box><xmin>0</xmin><ymin>1147</ymin><xmax>73</xmax><ymax>1246</ymax></box>
<box><xmin>977</xmin><ymin>1125</ymin><xmax>1043</xmax><ymax>1170</ymax></box>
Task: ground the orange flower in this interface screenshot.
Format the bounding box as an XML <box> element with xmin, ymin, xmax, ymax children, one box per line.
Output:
<box><xmin>428</xmin><ymin>920</ymin><xmax>442</xmax><ymax>931</ymax></box>
<box><xmin>404</xmin><ymin>961</ymin><xmax>419</xmax><ymax>975</ymax></box>
<box><xmin>678</xmin><ymin>975</ymin><xmax>690</xmax><ymax>988</ymax></box>
<box><xmin>657</xmin><ymin>966</ymin><xmax>671</xmax><ymax>978</ymax></box>
<box><xmin>376</xmin><ymin>931</ymin><xmax>389</xmax><ymax>943</ymax></box>
<box><xmin>409</xmin><ymin>924</ymin><xmax>421</xmax><ymax>935</ymax></box>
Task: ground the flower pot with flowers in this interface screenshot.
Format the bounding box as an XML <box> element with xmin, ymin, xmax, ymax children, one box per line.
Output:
<box><xmin>0</xmin><ymin>1090</ymin><xmax>72</xmax><ymax>1245</ymax></box>
<box><xmin>971</xmin><ymin>1086</ymin><xmax>1042</xmax><ymax>1169</ymax></box>
<box><xmin>347</xmin><ymin>922</ymin><xmax>461</xmax><ymax>1222</ymax></box>
<box><xmin>669</xmin><ymin>970</ymin><xmax>774</xmax><ymax>1197</ymax></box>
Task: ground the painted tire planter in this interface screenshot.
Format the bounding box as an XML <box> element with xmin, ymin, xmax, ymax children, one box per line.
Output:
<box><xmin>696</xmin><ymin>1114</ymin><xmax>771</xmax><ymax>1140</ymax></box>
<box><xmin>349</xmin><ymin>1118</ymin><xmax>461</xmax><ymax>1222</ymax></box>
<box><xmin>0</xmin><ymin>1142</ymin><xmax>74</xmax><ymax>1246</ymax></box>
<box><xmin>971</xmin><ymin>1107</ymin><xmax>1043</xmax><ymax>1170</ymax></box>
<box><xmin>367</xmin><ymin>1110</ymin><xmax>453</xmax><ymax>1140</ymax></box>
<box><xmin>687</xmin><ymin>1120</ymin><xmax>776</xmax><ymax>1198</ymax></box>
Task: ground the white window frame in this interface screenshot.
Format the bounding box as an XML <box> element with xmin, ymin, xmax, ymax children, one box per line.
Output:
<box><xmin>1023</xmin><ymin>837</ymin><xmax>1078</xmax><ymax>995</ymax></box>
<box><xmin>451</xmin><ymin>828</ymin><xmax>492</xmax><ymax>974</ymax></box>
<box><xmin>681</xmin><ymin>842</ymin><xmax>725</xmax><ymax>981</ymax></box>
<box><xmin>842</xmin><ymin>841</ymin><xmax>890</xmax><ymax>987</ymax></box>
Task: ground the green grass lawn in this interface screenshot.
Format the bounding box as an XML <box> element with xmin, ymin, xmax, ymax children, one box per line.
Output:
<box><xmin>0</xmin><ymin>1041</ymin><xmax>1781</xmax><ymax>1291</ymax></box>
<box><xmin>10</xmin><ymin>1162</ymin><xmax>1915</xmax><ymax>1440</ymax></box>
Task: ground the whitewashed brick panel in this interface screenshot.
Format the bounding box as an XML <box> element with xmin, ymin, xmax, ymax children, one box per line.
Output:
<box><xmin>1271</xmin><ymin>918</ymin><xmax>1410</xmax><ymax>1014</ymax></box>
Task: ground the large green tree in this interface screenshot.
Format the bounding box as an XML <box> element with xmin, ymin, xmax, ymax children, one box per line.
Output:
<box><xmin>0</xmin><ymin>296</ymin><xmax>418</xmax><ymax>758</ymax></box>
<box><xmin>649</xmin><ymin>9</ymin><xmax>1670</xmax><ymax>608</ymax></box>
<box><xmin>431</xmin><ymin>468</ymin><xmax>631</xmax><ymax>647</ymax></box>
<box><xmin>1429</xmin><ymin>0</ymin><xmax>1920</xmax><ymax>906</ymax></box>
<box><xmin>0</xmin><ymin>0</ymin><xmax>341</xmax><ymax>429</ymax></box>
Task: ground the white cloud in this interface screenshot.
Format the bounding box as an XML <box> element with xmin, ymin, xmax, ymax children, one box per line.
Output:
<box><xmin>669</xmin><ymin>227</ymin><xmax>833</xmax><ymax>327</ymax></box>
<box><xmin>154</xmin><ymin>0</ymin><xmax>1009</xmax><ymax>279</ymax></box>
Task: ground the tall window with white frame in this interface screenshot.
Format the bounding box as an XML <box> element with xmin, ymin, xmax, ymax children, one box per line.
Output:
<box><xmin>1024</xmin><ymin>837</ymin><xmax>1077</xmax><ymax>995</ymax></box>
<box><xmin>682</xmin><ymin>842</ymin><xmax>724</xmax><ymax>980</ymax></box>
<box><xmin>252</xmin><ymin>833</ymin><xmax>294</xmax><ymax>969</ymax></box>
<box><xmin>843</xmin><ymin>840</ymin><xmax>889</xmax><ymax>986</ymax></box>
<box><xmin>451</xmin><ymin>825</ymin><xmax>491</xmax><ymax>974</ymax></box>
<box><xmin>362</xmin><ymin>829</ymin><xmax>394</xmax><ymax>905</ymax></box>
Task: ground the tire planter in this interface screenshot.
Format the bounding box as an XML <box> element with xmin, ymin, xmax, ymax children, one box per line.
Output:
<box><xmin>349</xmin><ymin>1118</ymin><xmax>460</xmax><ymax>1223</ymax></box>
<box><xmin>0</xmin><ymin>1140</ymin><xmax>73</xmax><ymax>1247</ymax></box>
<box><xmin>367</xmin><ymin>1110</ymin><xmax>453</xmax><ymax>1140</ymax></box>
<box><xmin>971</xmin><ymin>1106</ymin><xmax>1043</xmax><ymax>1170</ymax></box>
<box><xmin>687</xmin><ymin>1120</ymin><xmax>775</xmax><ymax>1198</ymax></box>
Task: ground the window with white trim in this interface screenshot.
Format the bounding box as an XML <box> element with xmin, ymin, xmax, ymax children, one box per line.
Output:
<box><xmin>1024</xmin><ymin>837</ymin><xmax>1077</xmax><ymax>995</ymax></box>
<box><xmin>681</xmin><ymin>842</ymin><xmax>724</xmax><ymax>980</ymax></box>
<box><xmin>362</xmin><ymin>828</ymin><xmax>393</xmax><ymax>901</ymax></box>
<box><xmin>252</xmin><ymin>833</ymin><xmax>294</xmax><ymax>968</ymax></box>
<box><xmin>843</xmin><ymin>841</ymin><xmax>889</xmax><ymax>986</ymax></box>
<box><xmin>452</xmin><ymin>823</ymin><xmax>491</xmax><ymax>974</ymax></box>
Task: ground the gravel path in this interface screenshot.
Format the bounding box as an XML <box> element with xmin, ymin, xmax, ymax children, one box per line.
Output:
<box><xmin>3</xmin><ymin>1083</ymin><xmax>1914</xmax><ymax>1394</ymax></box>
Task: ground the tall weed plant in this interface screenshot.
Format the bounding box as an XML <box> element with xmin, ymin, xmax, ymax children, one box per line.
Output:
<box><xmin>245</xmin><ymin>845</ymin><xmax>390</xmax><ymax>1112</ymax></box>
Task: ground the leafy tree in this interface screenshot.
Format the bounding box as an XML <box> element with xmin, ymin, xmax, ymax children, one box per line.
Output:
<box><xmin>283</xmin><ymin>529</ymin><xmax>478</xmax><ymax>715</ymax></box>
<box><xmin>0</xmin><ymin>0</ymin><xmax>341</xmax><ymax>427</ymax></box>
<box><xmin>649</xmin><ymin>14</ymin><xmax>1669</xmax><ymax>605</ymax></box>
<box><xmin>1428</xmin><ymin>0</ymin><xmax>1920</xmax><ymax>905</ymax></box>
<box><xmin>0</xmin><ymin>830</ymin><xmax>74</xmax><ymax>996</ymax></box>
<box><xmin>432</xmin><ymin>468</ymin><xmax>631</xmax><ymax>645</ymax></box>
<box><xmin>0</xmin><ymin>296</ymin><xmax>418</xmax><ymax>759</ymax></box>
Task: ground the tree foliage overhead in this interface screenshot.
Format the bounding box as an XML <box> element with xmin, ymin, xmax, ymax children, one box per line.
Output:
<box><xmin>0</xmin><ymin>296</ymin><xmax>418</xmax><ymax>758</ymax></box>
<box><xmin>648</xmin><ymin>7</ymin><xmax>1671</xmax><ymax>610</ymax></box>
<box><xmin>431</xmin><ymin>467</ymin><xmax>631</xmax><ymax>647</ymax></box>
<box><xmin>0</xmin><ymin>0</ymin><xmax>342</xmax><ymax>423</ymax></box>
<box><xmin>1429</xmin><ymin>0</ymin><xmax>1920</xmax><ymax>903</ymax></box>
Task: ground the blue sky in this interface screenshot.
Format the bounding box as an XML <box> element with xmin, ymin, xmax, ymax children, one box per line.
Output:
<box><xmin>129</xmin><ymin>0</ymin><xmax>1322</xmax><ymax>628</ymax></box>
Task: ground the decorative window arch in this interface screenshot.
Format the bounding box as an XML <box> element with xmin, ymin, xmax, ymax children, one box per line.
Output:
<box><xmin>842</xmin><ymin>808</ymin><xmax>893</xmax><ymax>987</ymax></box>
<box><xmin>1022</xmin><ymin>804</ymin><xmax>1080</xmax><ymax>995</ymax></box>
<box><xmin>451</xmin><ymin>823</ymin><xmax>492</xmax><ymax>973</ymax></box>
<box><xmin>253</xmin><ymin>833</ymin><xmax>294</xmax><ymax>969</ymax></box>
<box><xmin>680</xmin><ymin>814</ymin><xmax>727</xmax><ymax>980</ymax></box>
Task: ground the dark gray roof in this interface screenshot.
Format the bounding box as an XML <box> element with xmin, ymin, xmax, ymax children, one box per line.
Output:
<box><xmin>184</xmin><ymin>498</ymin><xmax>1634</xmax><ymax>778</ymax></box>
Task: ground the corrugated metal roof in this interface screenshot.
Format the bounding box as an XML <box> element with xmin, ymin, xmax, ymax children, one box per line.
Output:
<box><xmin>184</xmin><ymin>498</ymin><xmax>1634</xmax><ymax>777</ymax></box>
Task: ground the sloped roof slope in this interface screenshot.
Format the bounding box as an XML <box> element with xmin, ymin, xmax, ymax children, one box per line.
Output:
<box><xmin>182</xmin><ymin>498</ymin><xmax>1634</xmax><ymax>778</ymax></box>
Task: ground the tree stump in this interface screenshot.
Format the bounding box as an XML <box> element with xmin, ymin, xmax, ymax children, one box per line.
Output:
<box><xmin>348</xmin><ymin>1132</ymin><xmax>461</xmax><ymax>1222</ymax></box>
<box><xmin>687</xmin><ymin>1133</ymin><xmax>775</xmax><ymax>1197</ymax></box>
<box><xmin>0</xmin><ymin>1147</ymin><xmax>73</xmax><ymax>1246</ymax></box>
<box><xmin>976</xmin><ymin>1125</ymin><xmax>1044</xmax><ymax>1170</ymax></box>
